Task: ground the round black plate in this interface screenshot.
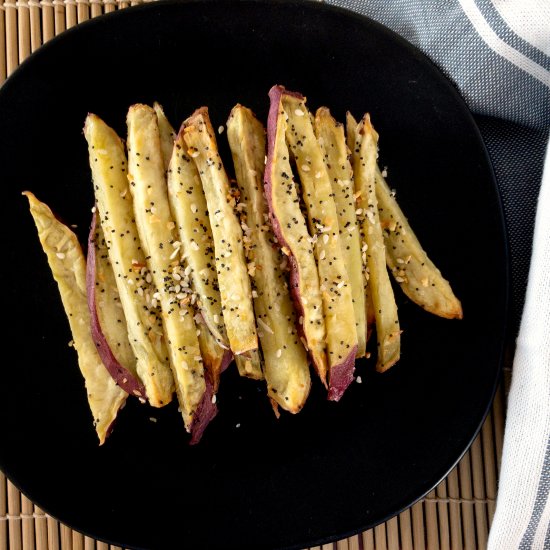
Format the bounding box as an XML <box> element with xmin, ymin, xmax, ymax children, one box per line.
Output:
<box><xmin>0</xmin><ymin>1</ymin><xmax>508</xmax><ymax>548</ymax></box>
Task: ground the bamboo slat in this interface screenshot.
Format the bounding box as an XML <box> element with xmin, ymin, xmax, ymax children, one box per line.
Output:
<box><xmin>0</xmin><ymin>2</ymin><xmax>506</xmax><ymax>549</ymax></box>
<box><xmin>17</xmin><ymin>0</ymin><xmax>30</xmax><ymax>63</ymax></box>
<box><xmin>436</xmin><ymin>479</ymin><xmax>451</xmax><ymax>550</ymax></box>
<box><xmin>386</xmin><ymin>516</ymin><xmax>399</xmax><ymax>550</ymax></box>
<box><xmin>5</xmin><ymin>0</ymin><xmax>18</xmax><ymax>74</ymax></box>
<box><xmin>28</xmin><ymin>0</ymin><xmax>40</xmax><ymax>51</ymax></box>
<box><xmin>0</xmin><ymin>473</ymin><xmax>7</xmax><ymax>550</ymax></box>
<box><xmin>34</xmin><ymin>507</ymin><xmax>47</xmax><ymax>550</ymax></box>
<box><xmin>20</xmin><ymin>496</ymin><xmax>34</xmax><ymax>550</ymax></box>
<box><xmin>0</xmin><ymin>0</ymin><xmax>6</xmax><ymax>81</ymax></box>
<box><xmin>399</xmin><ymin>507</ymin><xmax>414</xmax><ymax>550</ymax></box>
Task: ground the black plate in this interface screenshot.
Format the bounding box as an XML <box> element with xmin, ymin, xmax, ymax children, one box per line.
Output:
<box><xmin>0</xmin><ymin>1</ymin><xmax>508</xmax><ymax>548</ymax></box>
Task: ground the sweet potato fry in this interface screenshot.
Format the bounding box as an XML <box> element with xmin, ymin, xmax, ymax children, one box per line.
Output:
<box><xmin>87</xmin><ymin>213</ymin><xmax>145</xmax><ymax>398</ymax></box>
<box><xmin>265</xmin><ymin>87</ymin><xmax>328</xmax><ymax>386</ymax></box>
<box><xmin>349</xmin><ymin>113</ymin><xmax>401</xmax><ymax>372</ymax></box>
<box><xmin>166</xmin><ymin>126</ymin><xmax>228</xmax><ymax>347</ymax></box>
<box><xmin>83</xmin><ymin>114</ymin><xmax>174</xmax><ymax>407</ymax></box>
<box><xmin>375</xmin><ymin>167</ymin><xmax>463</xmax><ymax>319</ymax></box>
<box><xmin>227</xmin><ymin>104</ymin><xmax>311</xmax><ymax>412</ymax></box>
<box><xmin>278</xmin><ymin>86</ymin><xmax>358</xmax><ymax>400</ymax></box>
<box><xmin>127</xmin><ymin>104</ymin><xmax>206</xmax><ymax>430</ymax></box>
<box><xmin>315</xmin><ymin>107</ymin><xmax>367</xmax><ymax>358</ymax></box>
<box><xmin>183</xmin><ymin>108</ymin><xmax>260</xmax><ymax>372</ymax></box>
<box><xmin>24</xmin><ymin>192</ymin><xmax>127</xmax><ymax>444</ymax></box>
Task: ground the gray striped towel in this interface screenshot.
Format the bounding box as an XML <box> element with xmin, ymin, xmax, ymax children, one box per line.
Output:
<box><xmin>323</xmin><ymin>0</ymin><xmax>550</xmax><ymax>548</ymax></box>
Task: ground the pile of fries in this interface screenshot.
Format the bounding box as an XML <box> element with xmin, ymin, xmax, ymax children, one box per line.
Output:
<box><xmin>24</xmin><ymin>85</ymin><xmax>462</xmax><ymax>445</ymax></box>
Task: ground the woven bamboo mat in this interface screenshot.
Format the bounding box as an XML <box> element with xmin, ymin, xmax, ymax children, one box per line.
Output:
<box><xmin>0</xmin><ymin>1</ymin><xmax>511</xmax><ymax>548</ymax></box>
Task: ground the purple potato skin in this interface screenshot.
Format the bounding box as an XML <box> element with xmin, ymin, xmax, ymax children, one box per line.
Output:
<box><xmin>189</xmin><ymin>375</ymin><xmax>218</xmax><ymax>445</ymax></box>
<box><xmin>327</xmin><ymin>350</ymin><xmax>356</xmax><ymax>402</ymax></box>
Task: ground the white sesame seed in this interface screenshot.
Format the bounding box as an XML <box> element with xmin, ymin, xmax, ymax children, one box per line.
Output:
<box><xmin>319</xmin><ymin>250</ymin><xmax>326</xmax><ymax>260</ymax></box>
<box><xmin>252</xmin><ymin>290</ymin><xmax>258</xmax><ymax>298</ymax></box>
<box><xmin>213</xmin><ymin>314</ymin><xmax>220</xmax><ymax>324</ymax></box>
<box><xmin>236</xmin><ymin>423</ymin><xmax>241</xmax><ymax>428</ymax></box>
<box><xmin>315</xmin><ymin>171</ymin><xmax>322</xmax><ymax>179</ymax></box>
<box><xmin>294</xmin><ymin>108</ymin><xmax>305</xmax><ymax>116</ymax></box>
<box><xmin>190</xmin><ymin>204</ymin><xmax>198</xmax><ymax>213</ymax></box>
<box><xmin>301</xmin><ymin>165</ymin><xmax>311</xmax><ymax>172</ymax></box>
<box><xmin>91</xmin><ymin>206</ymin><xmax>97</xmax><ymax>213</ymax></box>
<box><xmin>356</xmin><ymin>376</ymin><xmax>362</xmax><ymax>384</ymax></box>
<box><xmin>276</xmin><ymin>349</ymin><xmax>282</xmax><ymax>358</ymax></box>
<box><xmin>191</xmin><ymin>241</ymin><xmax>200</xmax><ymax>251</ymax></box>
<box><xmin>191</xmin><ymin>151</ymin><xmax>200</xmax><ymax>158</ymax></box>
<box><xmin>395</xmin><ymin>276</ymin><xmax>405</xmax><ymax>283</ymax></box>
<box><xmin>337</xmin><ymin>281</ymin><xmax>345</xmax><ymax>289</ymax></box>
<box><xmin>211</xmin><ymin>394</ymin><xmax>217</xmax><ymax>404</ymax></box>
<box><xmin>56</xmin><ymin>252</ymin><xmax>65</xmax><ymax>259</ymax></box>
<box><xmin>182</xmin><ymin>361</ymin><xmax>189</xmax><ymax>370</ymax></box>
<box><xmin>257</xmin><ymin>318</ymin><xmax>274</xmax><ymax>335</ymax></box>
<box><xmin>149</xmin><ymin>417</ymin><xmax>157</xmax><ymax>423</ymax></box>
<box><xmin>218</xmin><ymin>125</ymin><xmax>224</xmax><ymax>134</ymax></box>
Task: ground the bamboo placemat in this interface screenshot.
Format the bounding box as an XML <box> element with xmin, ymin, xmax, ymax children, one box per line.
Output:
<box><xmin>0</xmin><ymin>1</ymin><xmax>511</xmax><ymax>548</ymax></box>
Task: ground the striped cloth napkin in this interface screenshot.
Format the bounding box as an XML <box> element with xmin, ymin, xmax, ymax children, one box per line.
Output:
<box><xmin>322</xmin><ymin>0</ymin><xmax>550</xmax><ymax>547</ymax></box>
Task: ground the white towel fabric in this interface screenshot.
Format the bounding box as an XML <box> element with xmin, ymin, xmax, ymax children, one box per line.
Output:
<box><xmin>323</xmin><ymin>0</ymin><xmax>550</xmax><ymax>547</ymax></box>
<box><xmin>488</xmin><ymin>139</ymin><xmax>550</xmax><ymax>549</ymax></box>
